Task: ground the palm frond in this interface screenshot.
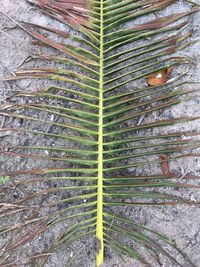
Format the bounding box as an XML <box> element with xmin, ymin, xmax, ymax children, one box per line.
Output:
<box><xmin>0</xmin><ymin>0</ymin><xmax>200</xmax><ymax>266</ymax></box>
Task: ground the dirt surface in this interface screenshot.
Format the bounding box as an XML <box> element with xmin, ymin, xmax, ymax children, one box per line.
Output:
<box><xmin>1</xmin><ymin>0</ymin><xmax>200</xmax><ymax>266</ymax></box>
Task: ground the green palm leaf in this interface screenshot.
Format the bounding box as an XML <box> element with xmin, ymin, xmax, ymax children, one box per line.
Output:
<box><xmin>0</xmin><ymin>0</ymin><xmax>200</xmax><ymax>266</ymax></box>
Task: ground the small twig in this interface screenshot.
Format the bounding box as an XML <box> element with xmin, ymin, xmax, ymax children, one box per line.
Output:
<box><xmin>0</xmin><ymin>60</ymin><xmax>20</xmax><ymax>91</ymax></box>
<box><xmin>0</xmin><ymin>255</ymin><xmax>10</xmax><ymax>265</ymax></box>
<box><xmin>0</xmin><ymin>11</ymin><xmax>40</xmax><ymax>54</ymax></box>
<box><xmin>0</xmin><ymin>116</ymin><xmax>6</xmax><ymax>128</ymax></box>
<box><xmin>107</xmin><ymin>214</ymin><xmax>115</xmax><ymax>233</ymax></box>
<box><xmin>137</xmin><ymin>114</ymin><xmax>146</xmax><ymax>126</ymax></box>
<box><xmin>10</xmin><ymin>181</ymin><xmax>25</xmax><ymax>197</ymax></box>
<box><xmin>0</xmin><ymin>29</ymin><xmax>15</xmax><ymax>39</ymax></box>
<box><xmin>178</xmin><ymin>163</ymin><xmax>191</xmax><ymax>180</ymax></box>
<box><xmin>29</xmin><ymin>252</ymin><xmax>52</xmax><ymax>259</ymax></box>
<box><xmin>67</xmin><ymin>247</ymin><xmax>85</xmax><ymax>267</ymax></box>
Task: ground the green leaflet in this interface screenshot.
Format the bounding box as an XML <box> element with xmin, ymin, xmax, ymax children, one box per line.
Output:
<box><xmin>0</xmin><ymin>176</ymin><xmax>10</xmax><ymax>185</ymax></box>
<box><xmin>0</xmin><ymin>0</ymin><xmax>199</xmax><ymax>266</ymax></box>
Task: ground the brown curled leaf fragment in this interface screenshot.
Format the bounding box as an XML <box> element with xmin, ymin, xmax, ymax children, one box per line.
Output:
<box><xmin>160</xmin><ymin>154</ymin><xmax>170</xmax><ymax>175</ymax></box>
<box><xmin>147</xmin><ymin>66</ymin><xmax>173</xmax><ymax>86</ymax></box>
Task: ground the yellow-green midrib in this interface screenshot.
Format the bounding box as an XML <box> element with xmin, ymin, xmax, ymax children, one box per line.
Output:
<box><xmin>96</xmin><ymin>0</ymin><xmax>104</xmax><ymax>265</ymax></box>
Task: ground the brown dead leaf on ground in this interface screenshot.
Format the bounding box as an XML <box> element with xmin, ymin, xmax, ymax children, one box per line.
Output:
<box><xmin>147</xmin><ymin>66</ymin><xmax>173</xmax><ymax>86</ymax></box>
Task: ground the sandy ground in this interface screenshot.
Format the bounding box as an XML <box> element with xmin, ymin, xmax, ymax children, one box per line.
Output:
<box><xmin>1</xmin><ymin>0</ymin><xmax>200</xmax><ymax>266</ymax></box>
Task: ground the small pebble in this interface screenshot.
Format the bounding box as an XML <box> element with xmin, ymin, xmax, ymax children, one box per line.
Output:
<box><xmin>191</xmin><ymin>194</ymin><xmax>197</xmax><ymax>202</ymax></box>
<box><xmin>44</xmin><ymin>150</ymin><xmax>49</xmax><ymax>156</ymax></box>
<box><xmin>50</xmin><ymin>115</ymin><xmax>54</xmax><ymax>121</ymax></box>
